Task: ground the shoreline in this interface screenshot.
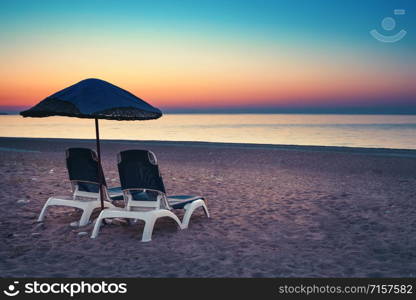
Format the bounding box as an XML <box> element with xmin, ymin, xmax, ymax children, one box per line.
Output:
<box><xmin>1</xmin><ymin>137</ymin><xmax>416</xmax><ymax>158</ymax></box>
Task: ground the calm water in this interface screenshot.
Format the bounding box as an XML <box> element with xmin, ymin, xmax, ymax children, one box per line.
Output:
<box><xmin>0</xmin><ymin>114</ymin><xmax>415</xmax><ymax>149</ymax></box>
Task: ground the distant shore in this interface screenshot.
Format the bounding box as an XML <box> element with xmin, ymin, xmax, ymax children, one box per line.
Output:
<box><xmin>1</xmin><ymin>136</ymin><xmax>416</xmax><ymax>158</ymax></box>
<box><xmin>0</xmin><ymin>137</ymin><xmax>415</xmax><ymax>277</ymax></box>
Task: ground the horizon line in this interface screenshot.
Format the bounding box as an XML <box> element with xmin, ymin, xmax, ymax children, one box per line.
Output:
<box><xmin>1</xmin><ymin>105</ymin><xmax>416</xmax><ymax>115</ymax></box>
<box><xmin>1</xmin><ymin>111</ymin><xmax>416</xmax><ymax>116</ymax></box>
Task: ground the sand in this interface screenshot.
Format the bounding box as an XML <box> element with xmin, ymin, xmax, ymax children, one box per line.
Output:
<box><xmin>0</xmin><ymin>137</ymin><xmax>415</xmax><ymax>278</ymax></box>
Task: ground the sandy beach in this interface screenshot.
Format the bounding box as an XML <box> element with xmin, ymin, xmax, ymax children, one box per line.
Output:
<box><xmin>0</xmin><ymin>137</ymin><xmax>415</xmax><ymax>278</ymax></box>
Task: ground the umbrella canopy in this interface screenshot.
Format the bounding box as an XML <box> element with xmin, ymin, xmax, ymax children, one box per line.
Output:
<box><xmin>20</xmin><ymin>78</ymin><xmax>162</xmax><ymax>120</ymax></box>
<box><xmin>20</xmin><ymin>78</ymin><xmax>162</xmax><ymax>210</ymax></box>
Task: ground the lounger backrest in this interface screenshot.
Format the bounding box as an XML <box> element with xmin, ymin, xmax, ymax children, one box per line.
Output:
<box><xmin>117</xmin><ymin>149</ymin><xmax>166</xmax><ymax>192</ymax></box>
<box><xmin>66</xmin><ymin>148</ymin><xmax>106</xmax><ymax>195</ymax></box>
<box><xmin>117</xmin><ymin>150</ymin><xmax>166</xmax><ymax>209</ymax></box>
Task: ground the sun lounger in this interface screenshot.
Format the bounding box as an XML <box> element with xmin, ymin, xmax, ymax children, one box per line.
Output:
<box><xmin>91</xmin><ymin>149</ymin><xmax>209</xmax><ymax>242</ymax></box>
<box><xmin>37</xmin><ymin>148</ymin><xmax>123</xmax><ymax>226</ymax></box>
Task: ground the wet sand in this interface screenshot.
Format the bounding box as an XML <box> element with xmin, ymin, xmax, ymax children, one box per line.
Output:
<box><xmin>0</xmin><ymin>137</ymin><xmax>415</xmax><ymax>277</ymax></box>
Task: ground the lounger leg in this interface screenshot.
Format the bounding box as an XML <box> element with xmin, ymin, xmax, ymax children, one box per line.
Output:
<box><xmin>201</xmin><ymin>202</ymin><xmax>210</xmax><ymax>218</ymax></box>
<box><xmin>78</xmin><ymin>204</ymin><xmax>96</xmax><ymax>227</ymax></box>
<box><xmin>91</xmin><ymin>210</ymin><xmax>182</xmax><ymax>242</ymax></box>
<box><xmin>141</xmin><ymin>215</ymin><xmax>157</xmax><ymax>242</ymax></box>
<box><xmin>91</xmin><ymin>213</ymin><xmax>105</xmax><ymax>239</ymax></box>
<box><xmin>142</xmin><ymin>211</ymin><xmax>182</xmax><ymax>242</ymax></box>
<box><xmin>182</xmin><ymin>199</ymin><xmax>210</xmax><ymax>229</ymax></box>
<box><xmin>80</xmin><ymin>202</ymin><xmax>114</xmax><ymax>227</ymax></box>
<box><xmin>91</xmin><ymin>212</ymin><xmax>154</xmax><ymax>241</ymax></box>
<box><xmin>37</xmin><ymin>198</ymin><xmax>53</xmax><ymax>222</ymax></box>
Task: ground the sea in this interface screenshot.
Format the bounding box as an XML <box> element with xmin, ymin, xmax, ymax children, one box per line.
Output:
<box><xmin>0</xmin><ymin>114</ymin><xmax>415</xmax><ymax>150</ymax></box>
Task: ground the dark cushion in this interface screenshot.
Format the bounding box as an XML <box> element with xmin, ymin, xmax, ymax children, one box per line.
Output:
<box><xmin>168</xmin><ymin>195</ymin><xmax>203</xmax><ymax>209</ymax></box>
<box><xmin>129</xmin><ymin>190</ymin><xmax>159</xmax><ymax>201</ymax></box>
<box><xmin>108</xmin><ymin>186</ymin><xmax>124</xmax><ymax>201</ymax></box>
<box><xmin>78</xmin><ymin>182</ymin><xmax>100</xmax><ymax>193</ymax></box>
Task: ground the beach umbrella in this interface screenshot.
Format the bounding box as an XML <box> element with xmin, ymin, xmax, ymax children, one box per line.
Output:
<box><xmin>20</xmin><ymin>78</ymin><xmax>162</xmax><ymax>209</ymax></box>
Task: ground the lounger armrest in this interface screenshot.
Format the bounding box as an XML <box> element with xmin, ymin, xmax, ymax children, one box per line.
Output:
<box><xmin>122</xmin><ymin>188</ymin><xmax>166</xmax><ymax>210</ymax></box>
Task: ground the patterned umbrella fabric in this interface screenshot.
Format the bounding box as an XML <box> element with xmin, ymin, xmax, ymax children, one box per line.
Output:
<box><xmin>20</xmin><ymin>78</ymin><xmax>162</xmax><ymax>120</ymax></box>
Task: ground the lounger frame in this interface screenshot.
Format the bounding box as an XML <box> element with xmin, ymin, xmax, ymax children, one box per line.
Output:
<box><xmin>38</xmin><ymin>180</ymin><xmax>118</xmax><ymax>226</ymax></box>
<box><xmin>91</xmin><ymin>187</ymin><xmax>209</xmax><ymax>242</ymax></box>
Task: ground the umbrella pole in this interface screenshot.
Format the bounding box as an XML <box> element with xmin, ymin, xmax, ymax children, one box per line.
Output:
<box><xmin>95</xmin><ymin>118</ymin><xmax>105</xmax><ymax>210</ymax></box>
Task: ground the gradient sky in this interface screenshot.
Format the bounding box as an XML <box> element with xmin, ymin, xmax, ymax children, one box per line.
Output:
<box><xmin>0</xmin><ymin>0</ymin><xmax>415</xmax><ymax>113</ymax></box>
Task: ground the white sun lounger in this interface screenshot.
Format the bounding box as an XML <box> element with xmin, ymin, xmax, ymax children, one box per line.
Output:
<box><xmin>91</xmin><ymin>149</ymin><xmax>209</xmax><ymax>242</ymax></box>
<box><xmin>38</xmin><ymin>148</ymin><xmax>123</xmax><ymax>227</ymax></box>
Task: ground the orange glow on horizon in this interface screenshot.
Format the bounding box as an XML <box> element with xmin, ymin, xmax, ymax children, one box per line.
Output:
<box><xmin>0</xmin><ymin>36</ymin><xmax>415</xmax><ymax>109</ymax></box>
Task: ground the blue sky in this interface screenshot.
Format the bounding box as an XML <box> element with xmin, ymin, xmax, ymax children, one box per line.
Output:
<box><xmin>0</xmin><ymin>0</ymin><xmax>415</xmax><ymax>113</ymax></box>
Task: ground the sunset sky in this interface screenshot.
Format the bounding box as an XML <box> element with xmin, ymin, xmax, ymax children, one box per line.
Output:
<box><xmin>0</xmin><ymin>0</ymin><xmax>415</xmax><ymax>113</ymax></box>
